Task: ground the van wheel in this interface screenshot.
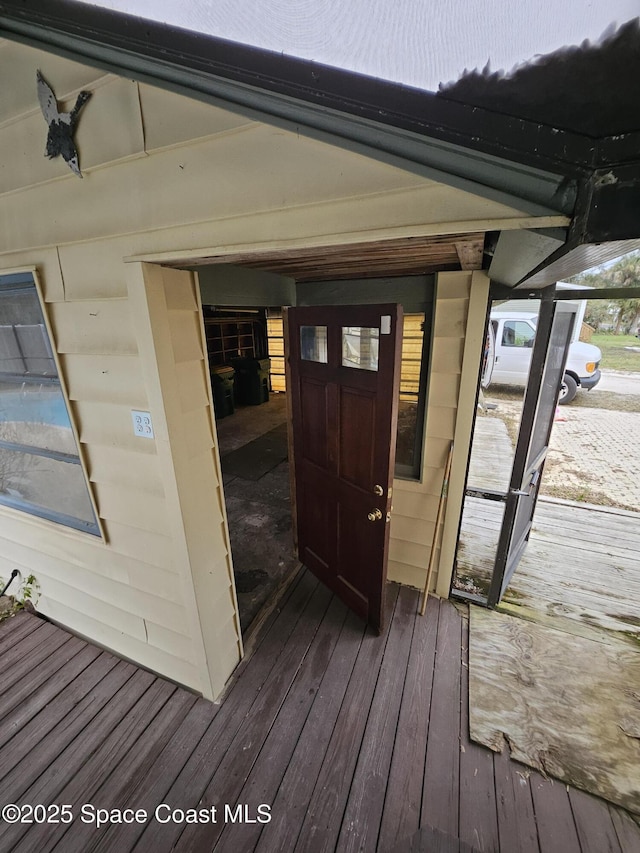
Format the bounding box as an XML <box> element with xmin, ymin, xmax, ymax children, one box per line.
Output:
<box><xmin>559</xmin><ymin>374</ymin><xmax>577</xmax><ymax>404</ymax></box>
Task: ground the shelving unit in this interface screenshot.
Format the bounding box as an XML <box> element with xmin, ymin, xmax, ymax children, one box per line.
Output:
<box><xmin>203</xmin><ymin>310</ymin><xmax>267</xmax><ymax>367</ymax></box>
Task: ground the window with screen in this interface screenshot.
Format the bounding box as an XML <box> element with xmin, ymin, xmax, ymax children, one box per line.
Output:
<box><xmin>0</xmin><ymin>272</ymin><xmax>99</xmax><ymax>535</ymax></box>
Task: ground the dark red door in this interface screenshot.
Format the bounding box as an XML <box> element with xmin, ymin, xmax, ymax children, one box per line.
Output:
<box><xmin>287</xmin><ymin>304</ymin><xmax>402</xmax><ymax>631</ymax></box>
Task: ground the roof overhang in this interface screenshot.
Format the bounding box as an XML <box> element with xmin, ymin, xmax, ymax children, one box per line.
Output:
<box><xmin>0</xmin><ymin>0</ymin><xmax>639</xmax><ymax>287</ymax></box>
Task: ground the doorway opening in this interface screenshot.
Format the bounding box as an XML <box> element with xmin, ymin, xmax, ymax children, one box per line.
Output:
<box><xmin>200</xmin><ymin>303</ymin><xmax>298</xmax><ymax>633</ymax></box>
<box><xmin>196</xmin><ymin>264</ymin><xmax>435</xmax><ymax>635</ymax></box>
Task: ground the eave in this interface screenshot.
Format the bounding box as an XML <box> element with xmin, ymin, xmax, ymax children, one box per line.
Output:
<box><xmin>1</xmin><ymin>0</ymin><xmax>639</xmax><ymax>287</ymax></box>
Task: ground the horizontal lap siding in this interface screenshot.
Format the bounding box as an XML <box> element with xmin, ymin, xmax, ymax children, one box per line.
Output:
<box><xmin>389</xmin><ymin>273</ymin><xmax>471</xmax><ymax>592</ymax></box>
<box><xmin>137</xmin><ymin>265</ymin><xmax>242</xmax><ymax>697</ymax></box>
<box><xmin>0</xmin><ymin>245</ymin><xmax>200</xmax><ymax>688</ymax></box>
<box><xmin>0</xmin><ymin>42</ymin><xmax>526</xmax><ymax>693</ymax></box>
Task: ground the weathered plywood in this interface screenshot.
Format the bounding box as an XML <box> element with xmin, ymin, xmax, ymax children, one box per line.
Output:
<box><xmin>469</xmin><ymin>606</ymin><xmax>640</xmax><ymax>815</ymax></box>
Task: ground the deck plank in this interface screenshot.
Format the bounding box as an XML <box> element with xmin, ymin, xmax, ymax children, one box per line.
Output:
<box><xmin>377</xmin><ymin>594</ymin><xmax>440</xmax><ymax>852</ymax></box>
<box><xmin>610</xmin><ymin>807</ymin><xmax>640</xmax><ymax>853</ymax></box>
<box><xmin>493</xmin><ymin>750</ymin><xmax>540</xmax><ymax>853</ymax></box>
<box><xmin>335</xmin><ymin>585</ymin><xmax>417</xmax><ymax>853</ymax></box>
<box><xmin>211</xmin><ymin>597</ymin><xmax>350</xmax><ymax>853</ymax></box>
<box><xmin>0</xmin><ymin>621</ymin><xmax>69</xmax><ymax>685</ymax></box>
<box><xmin>568</xmin><ymin>788</ymin><xmax>624</xmax><ymax>853</ymax></box>
<box><xmin>0</xmin><ymin>642</ymin><xmax>102</xmax><ymax>747</ymax></box>
<box><xmin>254</xmin><ymin>609</ymin><xmax>367</xmax><ymax>853</ymax></box>
<box><xmin>421</xmin><ymin>600</ymin><xmax>463</xmax><ymax>837</ymax></box>
<box><xmin>0</xmin><ymin>610</ymin><xmax>43</xmax><ymax>648</ymax></box>
<box><xmin>0</xmin><ymin>636</ymin><xmax>88</xmax><ymax>725</ymax></box>
<box><xmin>92</xmin><ymin>698</ymin><xmax>220</xmax><ymax>853</ymax></box>
<box><xmin>0</xmin><ymin>664</ymin><xmax>149</xmax><ymax>851</ymax></box>
<box><xmin>0</xmin><ymin>650</ymin><xmax>122</xmax><ymax>786</ymax></box>
<box><xmin>0</xmin><ymin>580</ymin><xmax>637</xmax><ymax>852</ymax></box>
<box><xmin>529</xmin><ymin>774</ymin><xmax>581</xmax><ymax>853</ymax></box>
<box><xmin>132</xmin><ymin>572</ymin><xmax>326</xmax><ymax>853</ymax></box>
<box><xmin>292</xmin><ymin>586</ymin><xmax>400</xmax><ymax>853</ymax></box>
<box><xmin>46</xmin><ymin>688</ymin><xmax>197</xmax><ymax>853</ymax></box>
<box><xmin>171</xmin><ymin>583</ymin><xmax>335</xmax><ymax>852</ymax></box>
<box><xmin>17</xmin><ymin>679</ymin><xmax>189</xmax><ymax>853</ymax></box>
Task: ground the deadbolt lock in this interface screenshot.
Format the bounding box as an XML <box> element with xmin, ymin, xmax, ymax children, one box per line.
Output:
<box><xmin>367</xmin><ymin>508</ymin><xmax>383</xmax><ymax>522</ymax></box>
<box><xmin>373</xmin><ymin>484</ymin><xmax>384</xmax><ymax>497</ymax></box>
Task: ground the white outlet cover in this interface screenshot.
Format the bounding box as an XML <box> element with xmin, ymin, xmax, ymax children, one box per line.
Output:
<box><xmin>131</xmin><ymin>410</ymin><xmax>154</xmax><ymax>438</ymax></box>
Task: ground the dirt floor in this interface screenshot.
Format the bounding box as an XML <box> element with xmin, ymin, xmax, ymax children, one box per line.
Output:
<box><xmin>216</xmin><ymin>394</ymin><xmax>300</xmax><ymax>633</ymax></box>
<box><xmin>482</xmin><ymin>369</ymin><xmax>640</xmax><ymax>511</ymax></box>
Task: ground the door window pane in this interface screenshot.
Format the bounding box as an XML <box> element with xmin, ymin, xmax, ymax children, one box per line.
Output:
<box><xmin>300</xmin><ymin>325</ymin><xmax>328</xmax><ymax>363</ymax></box>
<box><xmin>0</xmin><ymin>273</ymin><xmax>99</xmax><ymax>535</ymax></box>
<box><xmin>342</xmin><ymin>327</ymin><xmax>379</xmax><ymax>371</ymax></box>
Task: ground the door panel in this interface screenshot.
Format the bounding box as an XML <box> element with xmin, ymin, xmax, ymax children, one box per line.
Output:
<box><xmin>287</xmin><ymin>304</ymin><xmax>402</xmax><ymax>631</ymax></box>
<box><xmin>339</xmin><ymin>387</ymin><xmax>376</xmax><ymax>485</ymax></box>
<box><xmin>488</xmin><ymin>299</ymin><xmax>577</xmax><ymax>606</ymax></box>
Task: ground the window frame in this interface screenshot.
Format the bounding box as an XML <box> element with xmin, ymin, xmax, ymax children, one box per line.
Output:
<box><xmin>394</xmin><ymin>302</ymin><xmax>433</xmax><ymax>481</ymax></box>
<box><xmin>0</xmin><ymin>270</ymin><xmax>102</xmax><ymax>537</ymax></box>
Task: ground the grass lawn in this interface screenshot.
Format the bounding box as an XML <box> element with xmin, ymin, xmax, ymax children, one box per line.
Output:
<box><xmin>591</xmin><ymin>333</ymin><xmax>640</xmax><ymax>371</ymax></box>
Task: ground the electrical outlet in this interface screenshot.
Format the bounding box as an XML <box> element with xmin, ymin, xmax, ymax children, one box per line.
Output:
<box><xmin>131</xmin><ymin>410</ymin><xmax>154</xmax><ymax>438</ymax></box>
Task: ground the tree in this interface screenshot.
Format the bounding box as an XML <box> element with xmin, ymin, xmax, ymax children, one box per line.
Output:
<box><xmin>570</xmin><ymin>251</ymin><xmax>640</xmax><ymax>334</ymax></box>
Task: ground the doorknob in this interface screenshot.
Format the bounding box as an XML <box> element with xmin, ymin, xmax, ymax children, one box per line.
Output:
<box><xmin>373</xmin><ymin>484</ymin><xmax>384</xmax><ymax>496</ymax></box>
<box><xmin>368</xmin><ymin>508</ymin><xmax>383</xmax><ymax>522</ymax></box>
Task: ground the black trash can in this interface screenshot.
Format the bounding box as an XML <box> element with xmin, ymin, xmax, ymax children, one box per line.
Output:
<box><xmin>210</xmin><ymin>364</ymin><xmax>235</xmax><ymax>418</ymax></box>
<box><xmin>232</xmin><ymin>357</ymin><xmax>270</xmax><ymax>406</ymax></box>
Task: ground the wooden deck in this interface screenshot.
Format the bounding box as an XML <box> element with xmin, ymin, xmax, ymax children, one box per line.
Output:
<box><xmin>457</xmin><ymin>496</ymin><xmax>640</xmax><ymax>639</ymax></box>
<box><xmin>0</xmin><ymin>573</ymin><xmax>639</xmax><ymax>853</ymax></box>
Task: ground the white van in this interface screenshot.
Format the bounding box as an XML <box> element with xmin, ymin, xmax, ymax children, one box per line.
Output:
<box><xmin>484</xmin><ymin>300</ymin><xmax>602</xmax><ymax>404</ymax></box>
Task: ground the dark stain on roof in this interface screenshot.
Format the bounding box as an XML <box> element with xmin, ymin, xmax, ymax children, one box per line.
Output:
<box><xmin>438</xmin><ymin>18</ymin><xmax>640</xmax><ymax>138</ymax></box>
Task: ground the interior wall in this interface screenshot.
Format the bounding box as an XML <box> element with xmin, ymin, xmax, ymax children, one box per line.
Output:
<box><xmin>198</xmin><ymin>264</ymin><xmax>295</xmax><ymax>307</ymax></box>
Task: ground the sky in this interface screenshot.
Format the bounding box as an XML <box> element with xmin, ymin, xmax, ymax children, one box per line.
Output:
<box><xmin>81</xmin><ymin>0</ymin><xmax>639</xmax><ymax>91</ymax></box>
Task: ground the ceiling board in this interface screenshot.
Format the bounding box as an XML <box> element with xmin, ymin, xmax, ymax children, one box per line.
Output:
<box><xmin>178</xmin><ymin>232</ymin><xmax>485</xmax><ymax>281</ymax></box>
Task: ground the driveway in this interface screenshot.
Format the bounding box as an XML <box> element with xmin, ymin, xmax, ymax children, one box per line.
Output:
<box><xmin>480</xmin><ymin>373</ymin><xmax>640</xmax><ymax>512</ymax></box>
<box><xmin>598</xmin><ymin>368</ymin><xmax>640</xmax><ymax>395</ymax></box>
